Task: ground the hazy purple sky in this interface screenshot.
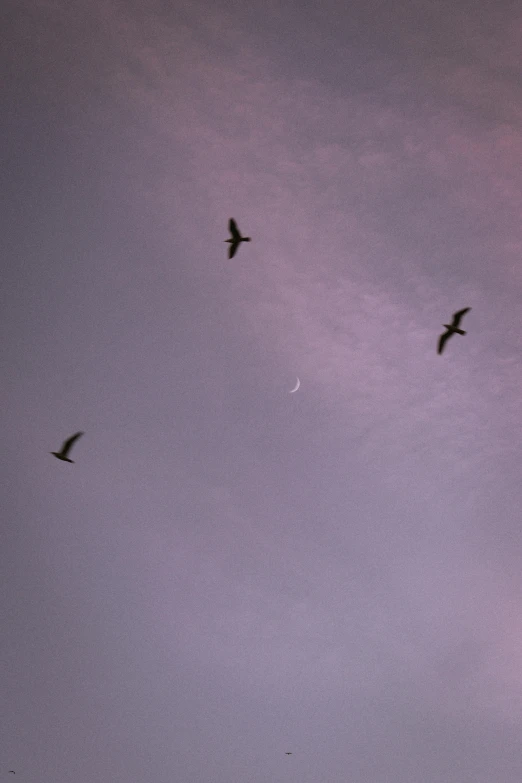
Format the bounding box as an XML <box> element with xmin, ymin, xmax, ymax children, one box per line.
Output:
<box><xmin>2</xmin><ymin>1</ymin><xmax>522</xmax><ymax>781</ymax></box>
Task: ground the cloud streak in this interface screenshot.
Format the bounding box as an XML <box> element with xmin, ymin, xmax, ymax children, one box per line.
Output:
<box><xmin>4</xmin><ymin>2</ymin><xmax>522</xmax><ymax>782</ymax></box>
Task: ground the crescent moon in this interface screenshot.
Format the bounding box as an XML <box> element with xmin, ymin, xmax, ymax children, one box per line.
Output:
<box><xmin>289</xmin><ymin>377</ymin><xmax>300</xmax><ymax>393</ymax></box>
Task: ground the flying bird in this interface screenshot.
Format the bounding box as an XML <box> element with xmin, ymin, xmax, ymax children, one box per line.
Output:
<box><xmin>51</xmin><ymin>432</ymin><xmax>84</xmax><ymax>463</ymax></box>
<box><xmin>225</xmin><ymin>218</ymin><xmax>251</xmax><ymax>259</ymax></box>
<box><xmin>437</xmin><ymin>307</ymin><xmax>471</xmax><ymax>355</ymax></box>
<box><xmin>285</xmin><ymin>752</ymin><xmax>292</xmax><ymax>755</ymax></box>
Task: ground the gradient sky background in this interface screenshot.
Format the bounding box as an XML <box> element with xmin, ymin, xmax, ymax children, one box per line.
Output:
<box><xmin>2</xmin><ymin>1</ymin><xmax>522</xmax><ymax>781</ymax></box>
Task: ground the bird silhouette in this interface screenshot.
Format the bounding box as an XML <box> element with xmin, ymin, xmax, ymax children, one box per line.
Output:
<box><xmin>51</xmin><ymin>432</ymin><xmax>84</xmax><ymax>463</ymax></box>
<box><xmin>438</xmin><ymin>308</ymin><xmax>471</xmax><ymax>355</ymax></box>
<box><xmin>285</xmin><ymin>752</ymin><xmax>292</xmax><ymax>755</ymax></box>
<box><xmin>225</xmin><ymin>218</ymin><xmax>251</xmax><ymax>259</ymax></box>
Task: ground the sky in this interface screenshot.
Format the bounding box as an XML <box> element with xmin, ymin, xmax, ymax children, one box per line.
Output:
<box><xmin>2</xmin><ymin>0</ymin><xmax>522</xmax><ymax>781</ymax></box>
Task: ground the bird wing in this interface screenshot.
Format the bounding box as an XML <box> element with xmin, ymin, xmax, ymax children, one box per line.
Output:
<box><xmin>437</xmin><ymin>330</ymin><xmax>450</xmax><ymax>354</ymax></box>
<box><xmin>452</xmin><ymin>307</ymin><xmax>470</xmax><ymax>327</ymax></box>
<box><xmin>228</xmin><ymin>241</ymin><xmax>239</xmax><ymax>259</ymax></box>
<box><xmin>61</xmin><ymin>431</ymin><xmax>84</xmax><ymax>456</ymax></box>
<box><xmin>228</xmin><ymin>218</ymin><xmax>241</xmax><ymax>240</ymax></box>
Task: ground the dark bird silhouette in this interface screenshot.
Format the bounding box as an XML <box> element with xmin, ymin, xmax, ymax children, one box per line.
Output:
<box><xmin>285</xmin><ymin>752</ymin><xmax>292</xmax><ymax>755</ymax></box>
<box><xmin>437</xmin><ymin>308</ymin><xmax>471</xmax><ymax>355</ymax></box>
<box><xmin>225</xmin><ymin>218</ymin><xmax>251</xmax><ymax>259</ymax></box>
<box><xmin>51</xmin><ymin>432</ymin><xmax>84</xmax><ymax>463</ymax></box>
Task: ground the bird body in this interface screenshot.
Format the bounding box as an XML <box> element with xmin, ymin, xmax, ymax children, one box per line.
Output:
<box><xmin>225</xmin><ymin>218</ymin><xmax>251</xmax><ymax>259</ymax></box>
<box><xmin>51</xmin><ymin>431</ymin><xmax>84</xmax><ymax>463</ymax></box>
<box><xmin>443</xmin><ymin>326</ymin><xmax>466</xmax><ymax>335</ymax></box>
<box><xmin>438</xmin><ymin>308</ymin><xmax>471</xmax><ymax>354</ymax></box>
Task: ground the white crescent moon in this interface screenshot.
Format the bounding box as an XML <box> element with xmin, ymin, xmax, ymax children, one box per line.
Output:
<box><xmin>289</xmin><ymin>377</ymin><xmax>300</xmax><ymax>393</ymax></box>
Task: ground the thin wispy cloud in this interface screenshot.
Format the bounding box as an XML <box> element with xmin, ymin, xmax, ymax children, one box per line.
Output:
<box><xmin>3</xmin><ymin>2</ymin><xmax>522</xmax><ymax>782</ymax></box>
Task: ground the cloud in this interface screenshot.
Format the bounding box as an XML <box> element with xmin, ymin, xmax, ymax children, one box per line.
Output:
<box><xmin>86</xmin><ymin>0</ymin><xmax>522</xmax><ymax>532</ymax></box>
<box><xmin>9</xmin><ymin>4</ymin><xmax>522</xmax><ymax>777</ymax></box>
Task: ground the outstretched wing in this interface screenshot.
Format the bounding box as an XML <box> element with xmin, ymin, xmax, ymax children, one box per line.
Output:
<box><xmin>228</xmin><ymin>218</ymin><xmax>241</xmax><ymax>241</ymax></box>
<box><xmin>452</xmin><ymin>307</ymin><xmax>470</xmax><ymax>327</ymax></box>
<box><xmin>61</xmin><ymin>431</ymin><xmax>84</xmax><ymax>456</ymax></box>
<box><xmin>437</xmin><ymin>330</ymin><xmax>450</xmax><ymax>355</ymax></box>
<box><xmin>228</xmin><ymin>240</ymin><xmax>239</xmax><ymax>259</ymax></box>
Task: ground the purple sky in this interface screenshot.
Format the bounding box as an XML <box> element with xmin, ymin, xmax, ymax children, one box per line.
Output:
<box><xmin>2</xmin><ymin>1</ymin><xmax>522</xmax><ymax>781</ymax></box>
